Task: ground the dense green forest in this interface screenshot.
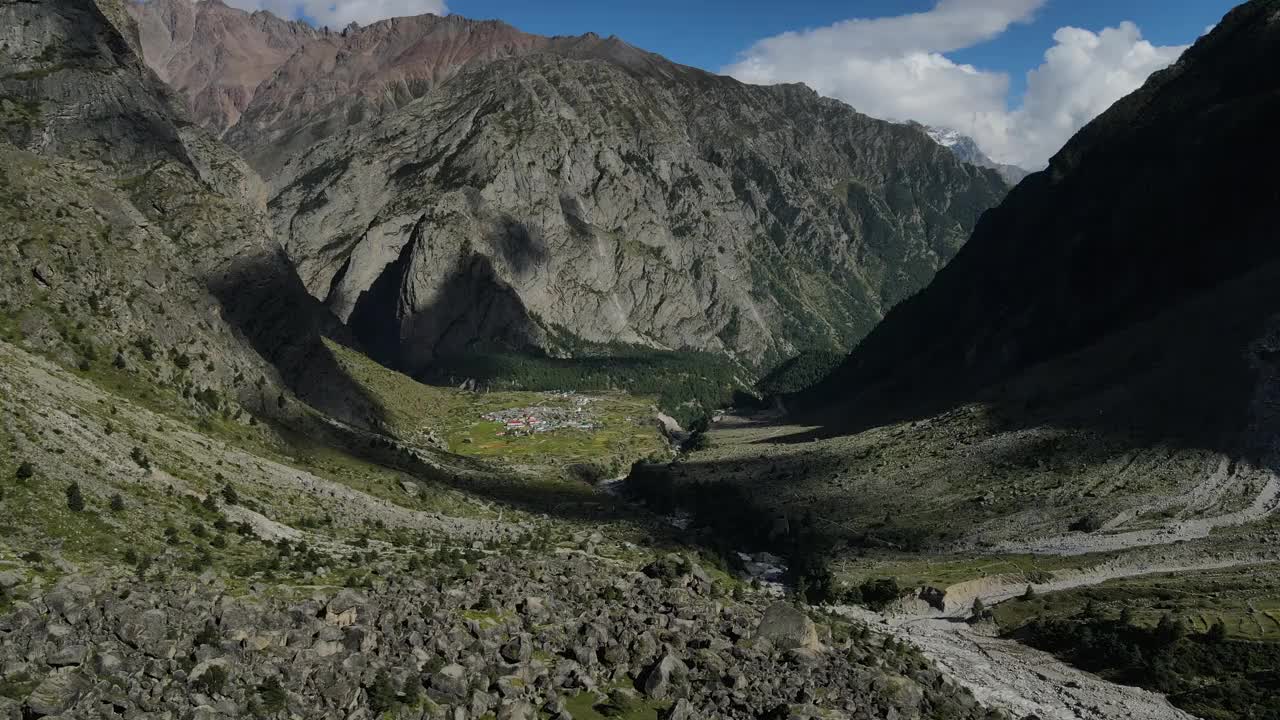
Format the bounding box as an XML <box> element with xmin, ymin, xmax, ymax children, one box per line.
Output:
<box><xmin>756</xmin><ymin>349</ymin><xmax>846</xmax><ymax>396</ymax></box>
<box><xmin>1020</xmin><ymin>612</ymin><xmax>1280</xmax><ymax>720</ymax></box>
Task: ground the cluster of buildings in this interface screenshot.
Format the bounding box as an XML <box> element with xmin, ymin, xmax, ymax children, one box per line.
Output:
<box><xmin>484</xmin><ymin>395</ymin><xmax>599</xmax><ymax>436</ymax></box>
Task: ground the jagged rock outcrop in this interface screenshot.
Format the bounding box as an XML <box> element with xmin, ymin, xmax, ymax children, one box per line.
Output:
<box><xmin>128</xmin><ymin>0</ymin><xmax>659</xmax><ymax>176</ymax></box>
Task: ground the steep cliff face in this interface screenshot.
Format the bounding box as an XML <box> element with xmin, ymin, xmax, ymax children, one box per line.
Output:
<box><xmin>125</xmin><ymin>0</ymin><xmax>321</xmax><ymax>134</ymax></box>
<box><xmin>1</xmin><ymin>0</ymin><xmax>367</xmax><ymax>425</ymax></box>
<box><xmin>268</xmin><ymin>50</ymin><xmax>1007</xmax><ymax>373</ymax></box>
<box><xmin>805</xmin><ymin>0</ymin><xmax>1280</xmax><ymax>447</ymax></box>
<box><xmin>125</xmin><ymin>2</ymin><xmax>1009</xmax><ymax>374</ymax></box>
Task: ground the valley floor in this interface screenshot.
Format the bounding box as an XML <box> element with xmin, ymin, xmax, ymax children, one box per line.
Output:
<box><xmin>5</xmin><ymin>325</ymin><xmax>1279</xmax><ymax>720</ymax></box>
<box><xmin>661</xmin><ymin>410</ymin><xmax>1280</xmax><ymax>720</ymax></box>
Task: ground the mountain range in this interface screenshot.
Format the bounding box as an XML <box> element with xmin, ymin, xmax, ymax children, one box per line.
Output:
<box><xmin>5</xmin><ymin>1</ymin><xmax>1280</xmax><ymax>719</ymax></box>
<box><xmin>125</xmin><ymin>0</ymin><xmax>1012</xmax><ymax>373</ymax></box>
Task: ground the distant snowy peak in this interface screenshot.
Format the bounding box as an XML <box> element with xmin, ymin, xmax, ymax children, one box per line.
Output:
<box><xmin>924</xmin><ymin>126</ymin><xmax>965</xmax><ymax>149</ymax></box>
<box><xmin>919</xmin><ymin>124</ymin><xmax>1031</xmax><ymax>186</ymax></box>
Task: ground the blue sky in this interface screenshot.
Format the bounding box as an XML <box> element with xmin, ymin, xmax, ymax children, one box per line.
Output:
<box><xmin>450</xmin><ymin>0</ymin><xmax>1235</xmax><ymax>99</ymax></box>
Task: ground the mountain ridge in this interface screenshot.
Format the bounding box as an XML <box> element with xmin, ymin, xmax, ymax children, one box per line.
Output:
<box><xmin>126</xmin><ymin>0</ymin><xmax>1013</xmax><ymax>375</ymax></box>
<box><xmin>919</xmin><ymin>124</ymin><xmax>1031</xmax><ymax>186</ymax></box>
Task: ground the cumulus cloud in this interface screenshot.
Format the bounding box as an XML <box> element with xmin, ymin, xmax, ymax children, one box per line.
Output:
<box><xmin>723</xmin><ymin>0</ymin><xmax>1188</xmax><ymax>169</ymax></box>
<box><xmin>223</xmin><ymin>0</ymin><xmax>446</xmax><ymax>28</ymax></box>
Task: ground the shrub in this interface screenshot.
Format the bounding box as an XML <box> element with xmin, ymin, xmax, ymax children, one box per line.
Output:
<box><xmin>65</xmin><ymin>483</ymin><xmax>84</xmax><ymax>512</ymax></box>
<box><xmin>258</xmin><ymin>676</ymin><xmax>287</xmax><ymax>713</ymax></box>
<box><xmin>129</xmin><ymin>447</ymin><xmax>151</xmax><ymax>470</ymax></box>
<box><xmin>15</xmin><ymin>462</ymin><xmax>34</xmax><ymax>480</ymax></box>
<box><xmin>109</xmin><ymin>493</ymin><xmax>126</xmax><ymax>512</ymax></box>
<box><xmin>858</xmin><ymin>577</ymin><xmax>901</xmax><ymax>611</ymax></box>
<box><xmin>1069</xmin><ymin>512</ymin><xmax>1105</xmax><ymax>533</ymax></box>
<box><xmin>221</xmin><ymin>483</ymin><xmax>239</xmax><ymax>505</ymax></box>
<box><xmin>399</xmin><ymin>675</ymin><xmax>420</xmax><ymax>706</ymax></box>
<box><xmin>195</xmin><ymin>388</ymin><xmax>220</xmax><ymax>411</ymax></box>
<box><xmin>684</xmin><ymin>431</ymin><xmax>711</xmax><ymax>451</ymax></box>
<box><xmin>193</xmin><ymin>665</ymin><xmax>228</xmax><ymax>696</ymax></box>
<box><xmin>194</xmin><ymin>621</ymin><xmax>219</xmax><ymax>647</ymax></box>
<box><xmin>366</xmin><ymin>670</ymin><xmax>397</xmax><ymax>713</ymax></box>
<box><xmin>971</xmin><ymin>597</ymin><xmax>987</xmax><ymax>619</ymax></box>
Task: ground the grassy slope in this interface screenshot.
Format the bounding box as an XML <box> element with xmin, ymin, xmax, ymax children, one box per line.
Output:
<box><xmin>993</xmin><ymin>566</ymin><xmax>1280</xmax><ymax>642</ymax></box>
<box><xmin>324</xmin><ymin>339</ymin><xmax>670</xmax><ymax>474</ymax></box>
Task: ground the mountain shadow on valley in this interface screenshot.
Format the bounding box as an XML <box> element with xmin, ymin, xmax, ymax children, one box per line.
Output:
<box><xmin>206</xmin><ymin>252</ymin><xmax>391</xmax><ymax>430</ymax></box>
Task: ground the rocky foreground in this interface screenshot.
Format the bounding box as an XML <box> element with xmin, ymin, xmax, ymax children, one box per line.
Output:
<box><xmin>0</xmin><ymin>554</ymin><xmax>999</xmax><ymax>720</ymax></box>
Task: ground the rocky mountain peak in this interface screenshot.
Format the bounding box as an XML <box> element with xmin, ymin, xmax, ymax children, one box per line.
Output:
<box><xmin>917</xmin><ymin>123</ymin><xmax>1030</xmax><ymax>186</ymax></box>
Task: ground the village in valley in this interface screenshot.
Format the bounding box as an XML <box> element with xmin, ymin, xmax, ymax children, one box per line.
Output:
<box><xmin>483</xmin><ymin>392</ymin><xmax>602</xmax><ymax>436</ymax></box>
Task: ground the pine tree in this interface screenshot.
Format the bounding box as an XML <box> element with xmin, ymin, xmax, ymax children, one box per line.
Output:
<box><xmin>1119</xmin><ymin>604</ymin><xmax>1134</xmax><ymax>625</ymax></box>
<box><xmin>110</xmin><ymin>493</ymin><xmax>126</xmax><ymax>512</ymax></box>
<box><xmin>15</xmin><ymin>461</ymin><xmax>34</xmax><ymax>480</ymax></box>
<box><xmin>1021</xmin><ymin>584</ymin><xmax>1036</xmax><ymax>600</ymax></box>
<box><xmin>1155</xmin><ymin>613</ymin><xmax>1186</xmax><ymax>645</ymax></box>
<box><xmin>971</xmin><ymin>597</ymin><xmax>987</xmax><ymax>618</ymax></box>
<box><xmin>1206</xmin><ymin>619</ymin><xmax>1228</xmax><ymax>644</ymax></box>
<box><xmin>65</xmin><ymin>482</ymin><xmax>85</xmax><ymax>512</ymax></box>
<box><xmin>366</xmin><ymin>670</ymin><xmax>397</xmax><ymax>713</ymax></box>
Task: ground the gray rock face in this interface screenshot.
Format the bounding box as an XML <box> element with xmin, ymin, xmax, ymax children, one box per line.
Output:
<box><xmin>641</xmin><ymin>653</ymin><xmax>688</xmax><ymax>700</ymax></box>
<box><xmin>755</xmin><ymin>602</ymin><xmax>820</xmax><ymax>651</ymax></box>
<box><xmin>25</xmin><ymin>667</ymin><xmax>88</xmax><ymax>716</ymax></box>
<box><xmin>267</xmin><ymin>48</ymin><xmax>1008</xmax><ymax>372</ymax></box>
<box><xmin>124</xmin><ymin>2</ymin><xmax>1009</xmax><ymax>371</ymax></box>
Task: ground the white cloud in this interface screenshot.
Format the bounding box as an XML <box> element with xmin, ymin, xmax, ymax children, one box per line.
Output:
<box><xmin>723</xmin><ymin>0</ymin><xmax>1188</xmax><ymax>169</ymax></box>
<box><xmin>223</xmin><ymin>0</ymin><xmax>446</xmax><ymax>28</ymax></box>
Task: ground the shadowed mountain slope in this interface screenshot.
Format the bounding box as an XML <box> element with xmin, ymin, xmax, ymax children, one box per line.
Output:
<box><xmin>802</xmin><ymin>0</ymin><xmax>1280</xmax><ymax>457</ymax></box>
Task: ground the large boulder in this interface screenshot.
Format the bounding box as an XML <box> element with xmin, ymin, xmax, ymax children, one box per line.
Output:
<box><xmin>24</xmin><ymin>667</ymin><xmax>89</xmax><ymax>717</ymax></box>
<box><xmin>428</xmin><ymin>663</ymin><xmax>469</xmax><ymax>701</ymax></box>
<box><xmin>754</xmin><ymin>603</ymin><xmax>820</xmax><ymax>651</ymax></box>
<box><xmin>114</xmin><ymin>608</ymin><xmax>171</xmax><ymax>657</ymax></box>
<box><xmin>641</xmin><ymin>654</ymin><xmax>688</xmax><ymax>700</ymax></box>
